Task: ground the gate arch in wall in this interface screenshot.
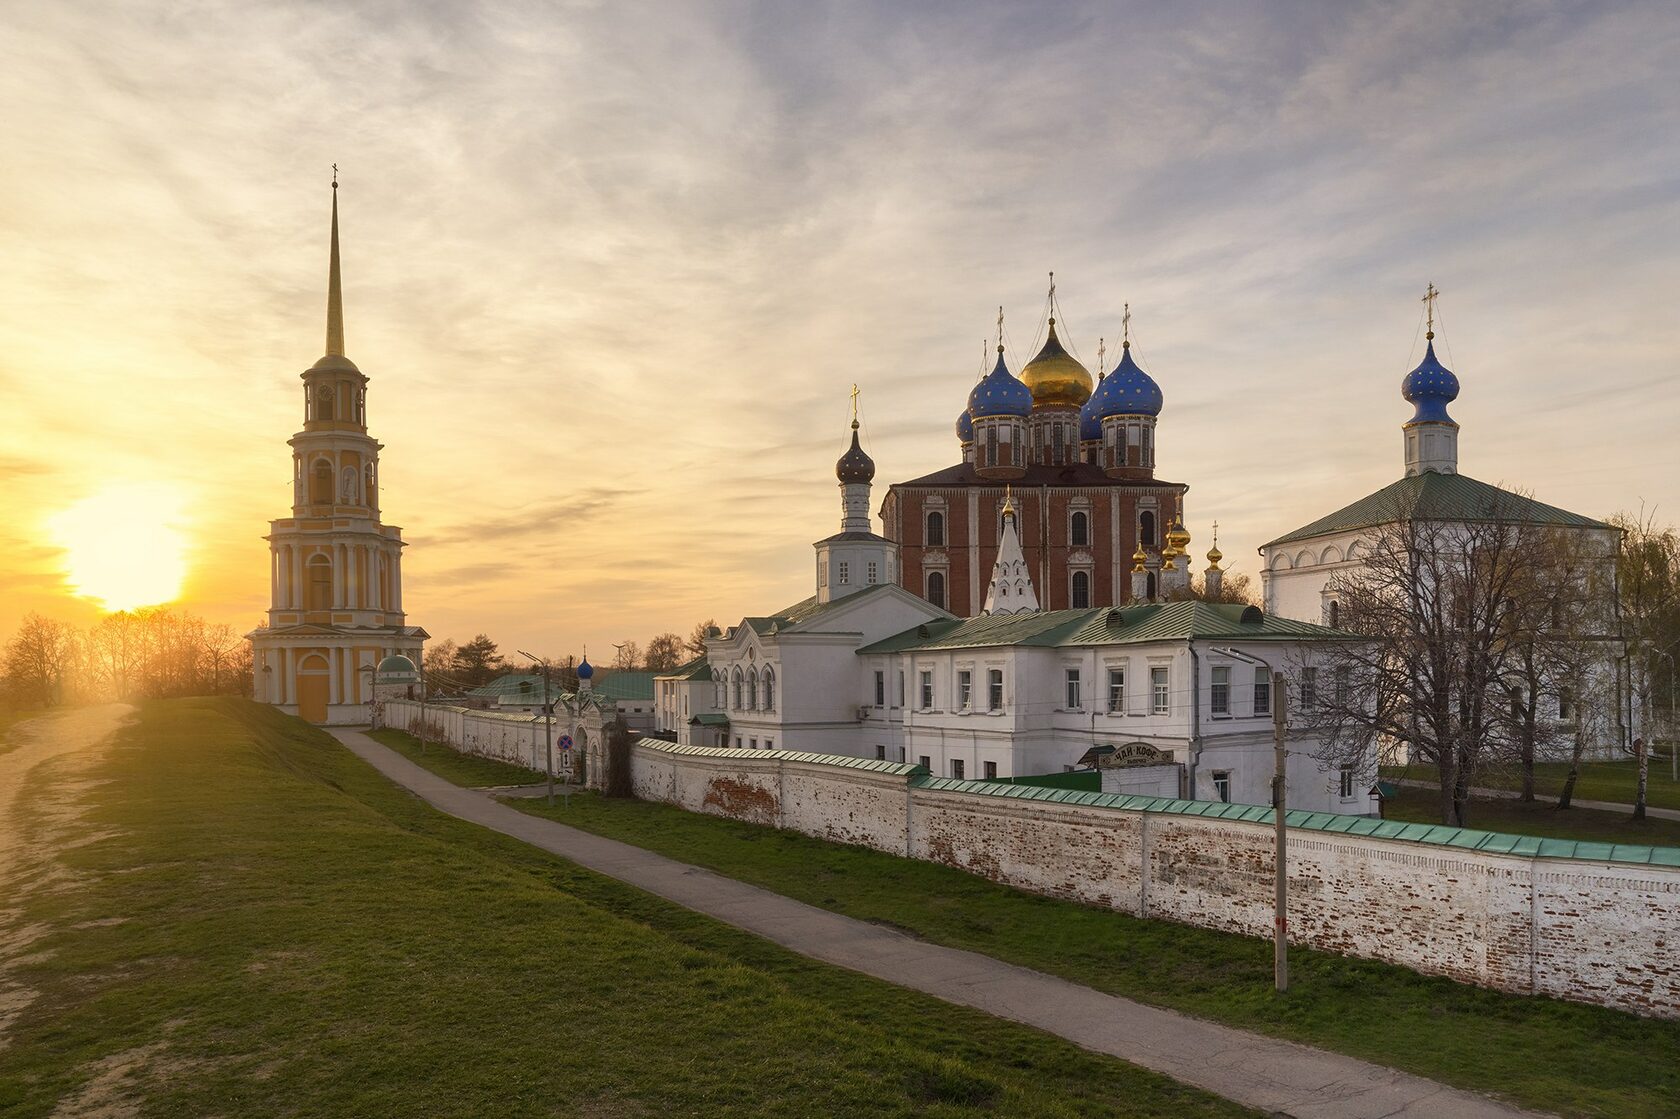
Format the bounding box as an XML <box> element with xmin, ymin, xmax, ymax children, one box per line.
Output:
<box><xmin>296</xmin><ymin>653</ymin><xmax>330</xmax><ymax>723</ymax></box>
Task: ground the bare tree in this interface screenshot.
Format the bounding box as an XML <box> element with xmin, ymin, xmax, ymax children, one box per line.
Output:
<box><xmin>1298</xmin><ymin>499</ymin><xmax>1564</xmax><ymax>826</ymax></box>
<box><xmin>3</xmin><ymin>613</ymin><xmax>78</xmax><ymax>708</ymax></box>
<box><xmin>611</xmin><ymin>641</ymin><xmax>641</xmax><ymax>671</ymax></box>
<box><xmin>1610</xmin><ymin>509</ymin><xmax>1679</xmax><ymax>819</ymax></box>
<box><xmin>1175</xmin><ymin>570</ymin><xmax>1261</xmax><ymax>606</ymax></box>
<box><xmin>687</xmin><ymin>619</ymin><xmax>718</xmax><ymax>657</ymax></box>
<box><xmin>644</xmin><ymin>632</ymin><xmax>684</xmax><ymax>672</ymax></box>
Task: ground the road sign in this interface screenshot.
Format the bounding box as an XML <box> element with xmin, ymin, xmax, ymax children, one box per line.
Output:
<box><xmin>559</xmin><ymin>734</ymin><xmax>573</xmax><ymax>751</ymax></box>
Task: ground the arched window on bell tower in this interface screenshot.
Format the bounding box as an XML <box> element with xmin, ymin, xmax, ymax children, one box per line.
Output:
<box><xmin>1140</xmin><ymin>510</ymin><xmax>1157</xmax><ymax>548</ymax></box>
<box><xmin>306</xmin><ymin>555</ymin><xmax>332</xmax><ymax>611</ymax></box>
<box><xmin>310</xmin><ymin>459</ymin><xmax>334</xmax><ymax>504</ymax></box>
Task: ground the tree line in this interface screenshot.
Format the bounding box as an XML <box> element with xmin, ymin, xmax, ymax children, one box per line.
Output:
<box><xmin>1</xmin><ymin>608</ymin><xmax>252</xmax><ymax>710</ymax></box>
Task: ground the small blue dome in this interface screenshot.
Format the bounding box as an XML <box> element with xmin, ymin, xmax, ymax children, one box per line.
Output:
<box><xmin>1401</xmin><ymin>340</ymin><xmax>1459</xmax><ymax>424</ymax></box>
<box><xmin>967</xmin><ymin>346</ymin><xmax>1032</xmax><ymax>419</ymax></box>
<box><xmin>956</xmin><ymin>407</ymin><xmax>974</xmax><ymax>443</ymax></box>
<box><xmin>577</xmin><ymin>657</ymin><xmax>594</xmax><ymax>680</ymax></box>
<box><xmin>1078</xmin><ymin>370</ymin><xmax>1105</xmax><ymax>440</ymax></box>
<box><xmin>1090</xmin><ymin>344</ymin><xmax>1163</xmax><ymax>419</ymax></box>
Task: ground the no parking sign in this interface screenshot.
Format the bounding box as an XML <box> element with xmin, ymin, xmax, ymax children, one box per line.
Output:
<box><xmin>559</xmin><ymin>734</ymin><xmax>573</xmax><ymax>751</ymax></box>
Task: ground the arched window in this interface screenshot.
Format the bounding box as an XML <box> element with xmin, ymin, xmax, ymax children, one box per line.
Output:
<box><xmin>1072</xmin><ymin>570</ymin><xmax>1090</xmax><ymax>608</ymax></box>
<box><xmin>1146</xmin><ymin>572</ymin><xmax>1157</xmax><ymax>599</ymax></box>
<box><xmin>306</xmin><ymin>555</ymin><xmax>332</xmax><ymax>611</ymax></box>
<box><xmin>926</xmin><ymin>571</ymin><xmax>946</xmax><ymax>609</ymax></box>
<box><xmin>317</xmin><ymin>385</ymin><xmax>335</xmax><ymax>422</ymax></box>
<box><xmin>310</xmin><ymin>460</ymin><xmax>334</xmax><ymax>504</ymax></box>
<box><xmin>762</xmin><ymin>667</ymin><xmax>775</xmax><ymax>711</ymax></box>
<box><xmin>1140</xmin><ymin>511</ymin><xmax>1157</xmax><ymax>547</ymax></box>
<box><xmin>732</xmin><ymin>667</ymin><xmax>743</xmax><ymax>710</ymax></box>
<box><xmin>926</xmin><ymin>510</ymin><xmax>945</xmax><ymax>547</ymax></box>
<box><xmin>340</xmin><ymin>467</ymin><xmax>360</xmax><ymax>505</ymax></box>
<box><xmin>985</xmin><ymin>427</ymin><xmax>998</xmax><ymax>467</ymax></box>
<box><xmin>1113</xmin><ymin>427</ymin><xmax>1127</xmax><ymax>468</ymax></box>
<box><xmin>1327</xmin><ymin>600</ymin><xmax>1340</xmax><ymax>628</ymax></box>
<box><xmin>748</xmin><ymin>668</ymin><xmax>759</xmax><ymax>711</ymax></box>
<box><xmin>1071</xmin><ymin>511</ymin><xmax>1089</xmax><ymax>547</ymax></box>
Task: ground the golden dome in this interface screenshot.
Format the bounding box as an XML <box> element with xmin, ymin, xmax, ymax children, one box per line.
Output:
<box><xmin>1206</xmin><ymin>544</ymin><xmax>1224</xmax><ymax>568</ymax></box>
<box><xmin>1165</xmin><ymin>520</ymin><xmax>1191</xmax><ymax>552</ymax></box>
<box><xmin>1020</xmin><ymin>319</ymin><xmax>1092</xmax><ymax>410</ymax></box>
<box><xmin>1131</xmin><ymin>543</ymin><xmax>1147</xmax><ymax>572</ymax></box>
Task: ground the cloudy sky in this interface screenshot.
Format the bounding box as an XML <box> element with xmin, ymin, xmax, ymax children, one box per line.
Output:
<box><xmin>3</xmin><ymin>0</ymin><xmax>1677</xmax><ymax>661</ymax></box>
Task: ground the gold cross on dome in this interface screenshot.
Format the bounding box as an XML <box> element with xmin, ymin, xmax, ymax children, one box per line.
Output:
<box><xmin>850</xmin><ymin>383</ymin><xmax>859</xmax><ymax>424</ymax></box>
<box><xmin>1122</xmin><ymin>302</ymin><xmax>1131</xmax><ymax>347</ymax></box>
<box><xmin>997</xmin><ymin>305</ymin><xmax>1004</xmax><ymax>349</ymax></box>
<box><xmin>1422</xmin><ymin>283</ymin><xmax>1439</xmax><ymax>336</ymax></box>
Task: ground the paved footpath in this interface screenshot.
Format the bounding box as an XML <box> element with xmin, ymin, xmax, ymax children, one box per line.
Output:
<box><xmin>332</xmin><ymin>728</ymin><xmax>1548</xmax><ymax>1119</ymax></box>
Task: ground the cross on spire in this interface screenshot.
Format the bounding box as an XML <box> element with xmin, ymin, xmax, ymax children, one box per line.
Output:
<box><xmin>1097</xmin><ymin>336</ymin><xmax>1106</xmax><ymax>374</ymax></box>
<box><xmin>1122</xmin><ymin>302</ymin><xmax>1131</xmax><ymax>349</ymax></box>
<box><xmin>331</xmin><ymin>162</ymin><xmax>338</xmax><ymax>188</ymax></box>
<box><xmin>996</xmin><ymin>305</ymin><xmax>1004</xmax><ymax>350</ymax></box>
<box><xmin>850</xmin><ymin>383</ymin><xmax>860</xmax><ymax>426</ymax></box>
<box><xmin>1422</xmin><ymin>282</ymin><xmax>1439</xmax><ymax>340</ymax></box>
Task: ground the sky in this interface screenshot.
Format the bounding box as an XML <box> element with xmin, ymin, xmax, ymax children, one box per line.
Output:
<box><xmin>2</xmin><ymin>0</ymin><xmax>1677</xmax><ymax>663</ymax></box>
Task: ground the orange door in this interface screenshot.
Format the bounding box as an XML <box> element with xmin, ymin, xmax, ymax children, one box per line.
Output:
<box><xmin>297</xmin><ymin>654</ymin><xmax>330</xmax><ymax>723</ymax></box>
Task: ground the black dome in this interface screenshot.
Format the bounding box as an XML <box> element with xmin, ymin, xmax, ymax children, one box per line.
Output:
<box><xmin>836</xmin><ymin>422</ymin><xmax>875</xmax><ymax>484</ymax></box>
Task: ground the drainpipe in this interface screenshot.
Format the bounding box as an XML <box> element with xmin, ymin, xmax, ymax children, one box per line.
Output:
<box><xmin>1186</xmin><ymin>639</ymin><xmax>1201</xmax><ymax>799</ymax></box>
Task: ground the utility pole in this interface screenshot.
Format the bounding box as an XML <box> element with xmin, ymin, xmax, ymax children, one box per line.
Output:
<box><xmin>518</xmin><ymin>649</ymin><xmax>556</xmax><ymax>807</ymax></box>
<box><xmin>1272</xmin><ymin>671</ymin><xmax>1289</xmax><ymax>993</ymax></box>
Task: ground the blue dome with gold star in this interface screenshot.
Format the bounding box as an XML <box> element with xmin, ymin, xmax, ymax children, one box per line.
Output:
<box><xmin>956</xmin><ymin>406</ymin><xmax>974</xmax><ymax>442</ymax></box>
<box><xmin>577</xmin><ymin>656</ymin><xmax>594</xmax><ymax>680</ymax></box>
<box><xmin>967</xmin><ymin>346</ymin><xmax>1032</xmax><ymax>419</ymax></box>
<box><xmin>1402</xmin><ymin>339</ymin><xmax>1459</xmax><ymax>424</ymax></box>
<box><xmin>1079</xmin><ymin>371</ymin><xmax>1105</xmax><ymax>440</ymax></box>
<box><xmin>1090</xmin><ymin>344</ymin><xmax>1163</xmax><ymax>419</ymax></box>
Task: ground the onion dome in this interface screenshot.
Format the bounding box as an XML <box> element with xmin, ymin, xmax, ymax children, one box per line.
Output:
<box><xmin>967</xmin><ymin>345</ymin><xmax>1032</xmax><ymax>418</ymax></box>
<box><xmin>1020</xmin><ymin>319</ymin><xmax>1092</xmax><ymax>409</ymax></box>
<box><xmin>1131</xmin><ymin>543</ymin><xmax>1148</xmax><ymax>573</ymax></box>
<box><xmin>577</xmin><ymin>656</ymin><xmax>594</xmax><ymax>680</ymax></box>
<box><xmin>1089</xmin><ymin>342</ymin><xmax>1163</xmax><ymax>419</ymax></box>
<box><xmin>1402</xmin><ymin>338</ymin><xmax>1460</xmax><ymax>424</ymax></box>
<box><xmin>1079</xmin><ymin>366</ymin><xmax>1105</xmax><ymax>440</ymax></box>
<box><xmin>1165</xmin><ymin>519</ymin><xmax>1191</xmax><ymax>554</ymax></box>
<box><xmin>956</xmin><ymin>407</ymin><xmax>974</xmax><ymax>443</ymax></box>
<box><xmin>1206</xmin><ymin>542</ymin><xmax>1223</xmax><ymax>569</ymax></box>
<box><xmin>836</xmin><ymin>420</ymin><xmax>876</xmax><ymax>484</ymax></box>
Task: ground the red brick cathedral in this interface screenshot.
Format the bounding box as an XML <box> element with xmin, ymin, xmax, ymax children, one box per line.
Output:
<box><xmin>880</xmin><ymin>309</ymin><xmax>1189</xmax><ymax>617</ymax></box>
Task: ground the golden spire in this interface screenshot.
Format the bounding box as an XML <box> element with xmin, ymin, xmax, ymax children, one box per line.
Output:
<box><xmin>1001</xmin><ymin>484</ymin><xmax>1015</xmax><ymax>518</ymax></box>
<box><xmin>1422</xmin><ymin>282</ymin><xmax>1439</xmax><ymax>341</ymax></box>
<box><xmin>326</xmin><ymin>166</ymin><xmax>345</xmax><ymax>357</ymax></box>
<box><xmin>1131</xmin><ymin>542</ymin><xmax>1147</xmax><ymax>573</ymax></box>
<box><xmin>1206</xmin><ymin>521</ymin><xmax>1223</xmax><ymax>569</ymax></box>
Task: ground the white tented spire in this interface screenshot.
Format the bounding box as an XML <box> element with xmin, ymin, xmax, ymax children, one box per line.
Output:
<box><xmin>983</xmin><ymin>488</ymin><xmax>1039</xmax><ymax>616</ymax></box>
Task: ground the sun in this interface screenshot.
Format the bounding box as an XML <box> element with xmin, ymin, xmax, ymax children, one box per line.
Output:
<box><xmin>49</xmin><ymin>485</ymin><xmax>190</xmax><ymax>612</ymax></box>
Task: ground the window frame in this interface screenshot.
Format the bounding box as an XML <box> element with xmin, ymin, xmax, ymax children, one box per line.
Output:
<box><xmin>1210</xmin><ymin>665</ymin><xmax>1231</xmax><ymax>716</ymax></box>
<box><xmin>1106</xmin><ymin>666</ymin><xmax>1126</xmax><ymax>713</ymax></box>
<box><xmin>1150</xmin><ymin>665</ymin><xmax>1170</xmax><ymax>714</ymax></box>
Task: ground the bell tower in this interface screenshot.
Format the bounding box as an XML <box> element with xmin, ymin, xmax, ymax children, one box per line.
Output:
<box><xmin>248</xmin><ymin>172</ymin><xmax>426</xmax><ymax>724</ymax></box>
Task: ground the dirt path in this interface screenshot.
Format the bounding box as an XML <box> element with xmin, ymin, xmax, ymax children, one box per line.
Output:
<box><xmin>0</xmin><ymin>704</ymin><xmax>133</xmax><ymax>1055</ymax></box>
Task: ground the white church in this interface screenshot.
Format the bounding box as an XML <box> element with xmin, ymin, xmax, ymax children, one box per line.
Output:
<box><xmin>664</xmin><ymin>373</ymin><xmax>1378</xmax><ymax>815</ymax></box>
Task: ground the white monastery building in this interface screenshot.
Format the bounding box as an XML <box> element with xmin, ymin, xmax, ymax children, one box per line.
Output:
<box><xmin>249</xmin><ymin>178</ymin><xmax>426</xmax><ymax>724</ymax></box>
<box><xmin>670</xmin><ymin>310</ymin><xmax>1378</xmax><ymax>815</ymax></box>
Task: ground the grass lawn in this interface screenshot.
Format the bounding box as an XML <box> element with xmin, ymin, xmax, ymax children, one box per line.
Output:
<box><xmin>0</xmin><ymin>699</ymin><xmax>1253</xmax><ymax>1119</ymax></box>
<box><xmin>369</xmin><ymin>728</ymin><xmax>1680</xmax><ymax>1119</ymax></box>
<box><xmin>1382</xmin><ymin>787</ymin><xmax>1680</xmax><ymax>845</ymax></box>
<box><xmin>1383</xmin><ymin>756</ymin><xmax>1680</xmax><ymax>813</ymax></box>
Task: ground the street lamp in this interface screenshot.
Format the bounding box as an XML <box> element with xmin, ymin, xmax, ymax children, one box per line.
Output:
<box><xmin>1214</xmin><ymin>646</ymin><xmax>1290</xmax><ymax>993</ymax></box>
<box><xmin>517</xmin><ymin>650</ymin><xmax>556</xmax><ymax>807</ymax></box>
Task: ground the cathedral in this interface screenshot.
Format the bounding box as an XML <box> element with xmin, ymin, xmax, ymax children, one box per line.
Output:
<box><xmin>248</xmin><ymin>179</ymin><xmax>427</xmax><ymax>724</ymax></box>
<box><xmin>882</xmin><ymin>296</ymin><xmax>1192</xmax><ymax>616</ymax></box>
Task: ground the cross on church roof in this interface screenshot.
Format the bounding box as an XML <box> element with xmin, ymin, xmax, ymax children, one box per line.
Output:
<box><xmin>1422</xmin><ymin>282</ymin><xmax>1439</xmax><ymax>339</ymax></box>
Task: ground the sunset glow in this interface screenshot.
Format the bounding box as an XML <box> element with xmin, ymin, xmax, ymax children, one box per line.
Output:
<box><xmin>49</xmin><ymin>486</ymin><xmax>189</xmax><ymax>613</ymax></box>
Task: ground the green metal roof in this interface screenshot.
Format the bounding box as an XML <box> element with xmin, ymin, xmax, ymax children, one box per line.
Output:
<box><xmin>742</xmin><ymin>584</ymin><xmax>903</xmax><ymax>636</ymax></box>
<box><xmin>634</xmin><ymin>737</ymin><xmax>926</xmax><ymax>776</ymax></box>
<box><xmin>663</xmin><ymin>657</ymin><xmax>713</xmax><ymax>681</ymax></box>
<box><xmin>860</xmin><ymin>601</ymin><xmax>1353</xmax><ymax>654</ymax></box>
<box><xmin>593</xmin><ymin>671</ymin><xmax>655</xmax><ymax>702</ymax></box>
<box><xmin>464</xmin><ymin>674</ymin><xmax>551</xmax><ymax>697</ymax></box>
<box><xmin>1265</xmin><ymin>471</ymin><xmax>1610</xmax><ymax>548</ymax></box>
<box><xmin>689</xmin><ymin>713</ymin><xmax>730</xmax><ymax>726</ymax></box>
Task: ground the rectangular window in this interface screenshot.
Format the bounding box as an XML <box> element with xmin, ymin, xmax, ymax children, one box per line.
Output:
<box><xmin>1335</xmin><ymin>666</ymin><xmax>1351</xmax><ymax>705</ymax></box>
<box><xmin>988</xmin><ymin>669</ymin><xmax>1004</xmax><ymax>711</ymax></box>
<box><xmin>1301</xmin><ymin>667</ymin><xmax>1318</xmax><ymax>707</ymax></box>
<box><xmin>951</xmin><ymin>759</ymin><xmax>965</xmax><ymax>780</ymax></box>
<box><xmin>984</xmin><ymin>760</ymin><xmax>998</xmax><ymax>780</ymax></box>
<box><xmin>764</xmin><ymin>739</ymin><xmax>773</xmax><ymax>751</ymax></box>
<box><xmin>1107</xmin><ymin>667</ymin><xmax>1126</xmax><ymax>713</ymax></box>
<box><xmin>875</xmin><ymin>744</ymin><xmax>886</xmax><ymax>761</ymax></box>
<box><xmin>837</xmin><ymin>561</ymin><xmax>849</xmax><ymax>584</ymax></box>
<box><xmin>1339</xmin><ymin>765</ymin><xmax>1355</xmax><ymax>799</ymax></box>
<box><xmin>958</xmin><ymin>670</ymin><xmax>973</xmax><ymax>710</ymax></box>
<box><xmin>1065</xmin><ymin>668</ymin><xmax>1081</xmax><ymax>710</ymax></box>
<box><xmin>1253</xmin><ymin>667</ymin><xmax>1270</xmax><ymax>715</ymax></box>
<box><xmin>818</xmin><ymin>560</ymin><xmax>827</xmax><ymax>587</ymax></box>
<box><xmin>1210</xmin><ymin>666</ymin><xmax>1230</xmax><ymax>715</ymax></box>
<box><xmin>873</xmin><ymin>670</ymin><xmax>885</xmax><ymax>707</ymax></box>
<box><xmin>919</xmin><ymin>755</ymin><xmax>931</xmax><ymax>772</ymax></box>
<box><xmin>735</xmin><ymin>736</ymin><xmax>742</xmax><ymax>748</ymax></box>
<box><xmin>1213</xmin><ymin>770</ymin><xmax>1232</xmax><ymax>803</ymax></box>
<box><xmin>1151</xmin><ymin>666</ymin><xmax>1169</xmax><ymax>714</ymax></box>
<box><xmin>1558</xmin><ymin>688</ymin><xmax>1573</xmax><ymax>720</ymax></box>
<box><xmin>749</xmin><ymin>737</ymin><xmax>757</xmax><ymax>750</ymax></box>
<box><xmin>920</xmin><ymin>670</ymin><xmax>933</xmax><ymax>709</ymax></box>
<box><xmin>867</xmin><ymin>560</ymin><xmax>878</xmax><ymax>584</ymax></box>
<box><xmin>896</xmin><ymin>671</ymin><xmax>904</xmax><ymax>707</ymax></box>
<box><xmin>985</xmin><ymin>427</ymin><xmax>998</xmax><ymax>466</ymax></box>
